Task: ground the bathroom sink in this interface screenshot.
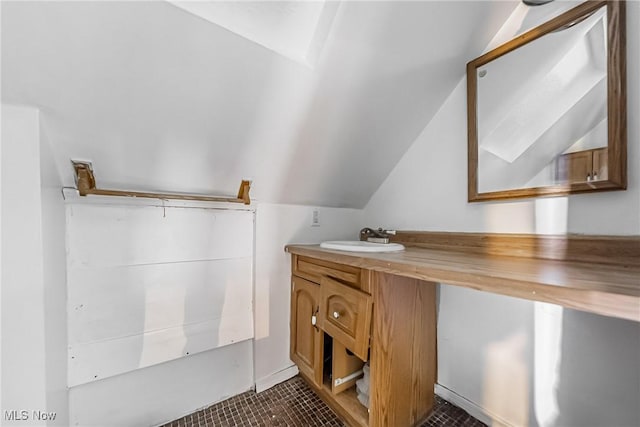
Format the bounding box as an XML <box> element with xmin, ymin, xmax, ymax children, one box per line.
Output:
<box><xmin>320</xmin><ymin>240</ymin><xmax>405</xmax><ymax>253</ymax></box>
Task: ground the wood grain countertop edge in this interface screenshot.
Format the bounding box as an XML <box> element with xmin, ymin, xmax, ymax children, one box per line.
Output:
<box><xmin>285</xmin><ymin>244</ymin><xmax>640</xmax><ymax>323</ymax></box>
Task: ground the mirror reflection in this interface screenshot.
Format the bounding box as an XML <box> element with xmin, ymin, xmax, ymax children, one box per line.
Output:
<box><xmin>468</xmin><ymin>0</ymin><xmax>627</xmax><ymax>202</ymax></box>
<box><xmin>477</xmin><ymin>6</ymin><xmax>607</xmax><ymax>194</ymax></box>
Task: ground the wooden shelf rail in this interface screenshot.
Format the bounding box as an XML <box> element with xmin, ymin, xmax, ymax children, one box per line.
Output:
<box><xmin>72</xmin><ymin>161</ymin><xmax>251</xmax><ymax>205</ymax></box>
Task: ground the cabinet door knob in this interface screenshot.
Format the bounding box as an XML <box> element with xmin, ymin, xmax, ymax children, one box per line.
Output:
<box><xmin>333</xmin><ymin>311</ymin><xmax>340</xmax><ymax>319</ymax></box>
<box><xmin>312</xmin><ymin>306</ymin><xmax>319</xmax><ymax>330</ymax></box>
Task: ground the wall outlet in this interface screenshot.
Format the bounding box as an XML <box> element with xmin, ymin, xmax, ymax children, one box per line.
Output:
<box><xmin>311</xmin><ymin>208</ymin><xmax>320</xmax><ymax>227</ymax></box>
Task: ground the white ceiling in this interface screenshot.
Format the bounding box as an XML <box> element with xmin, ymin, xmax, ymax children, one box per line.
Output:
<box><xmin>1</xmin><ymin>1</ymin><xmax>517</xmax><ymax>208</ymax></box>
<box><xmin>167</xmin><ymin>1</ymin><xmax>338</xmax><ymax>66</ymax></box>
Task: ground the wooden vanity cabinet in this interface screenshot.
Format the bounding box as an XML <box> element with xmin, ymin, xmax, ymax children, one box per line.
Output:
<box><xmin>290</xmin><ymin>255</ymin><xmax>372</xmax><ymax>426</ymax></box>
<box><xmin>290</xmin><ymin>254</ymin><xmax>437</xmax><ymax>427</ymax></box>
<box><xmin>288</xmin><ymin>233</ymin><xmax>640</xmax><ymax>426</ymax></box>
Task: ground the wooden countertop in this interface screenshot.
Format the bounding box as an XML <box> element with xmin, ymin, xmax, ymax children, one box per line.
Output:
<box><xmin>285</xmin><ymin>242</ymin><xmax>640</xmax><ymax>323</ymax></box>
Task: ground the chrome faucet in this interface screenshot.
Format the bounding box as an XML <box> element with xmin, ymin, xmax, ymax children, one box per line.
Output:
<box><xmin>359</xmin><ymin>227</ymin><xmax>396</xmax><ymax>244</ymax></box>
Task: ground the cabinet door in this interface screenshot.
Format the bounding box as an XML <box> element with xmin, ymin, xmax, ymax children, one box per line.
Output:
<box><xmin>291</xmin><ymin>276</ymin><xmax>322</xmax><ymax>386</ymax></box>
<box><xmin>557</xmin><ymin>150</ymin><xmax>593</xmax><ymax>183</ymax></box>
<box><xmin>331</xmin><ymin>339</ymin><xmax>364</xmax><ymax>395</ymax></box>
<box><xmin>592</xmin><ymin>148</ymin><xmax>608</xmax><ymax>181</ymax></box>
<box><xmin>320</xmin><ymin>277</ymin><xmax>373</xmax><ymax>361</ymax></box>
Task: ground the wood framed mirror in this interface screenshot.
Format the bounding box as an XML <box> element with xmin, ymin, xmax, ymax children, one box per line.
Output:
<box><xmin>467</xmin><ymin>0</ymin><xmax>626</xmax><ymax>202</ymax></box>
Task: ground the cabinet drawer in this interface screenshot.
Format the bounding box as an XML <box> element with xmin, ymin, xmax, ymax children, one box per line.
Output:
<box><xmin>320</xmin><ymin>276</ymin><xmax>372</xmax><ymax>361</ymax></box>
<box><xmin>293</xmin><ymin>255</ymin><xmax>370</xmax><ymax>293</ymax></box>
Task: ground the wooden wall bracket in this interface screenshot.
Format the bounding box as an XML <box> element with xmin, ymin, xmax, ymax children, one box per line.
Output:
<box><xmin>72</xmin><ymin>161</ymin><xmax>251</xmax><ymax>205</ymax></box>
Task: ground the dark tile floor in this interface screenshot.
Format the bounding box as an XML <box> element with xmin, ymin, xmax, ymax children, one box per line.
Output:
<box><xmin>162</xmin><ymin>376</ymin><xmax>486</xmax><ymax>427</ymax></box>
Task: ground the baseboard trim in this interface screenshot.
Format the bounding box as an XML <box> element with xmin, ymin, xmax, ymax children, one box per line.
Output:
<box><xmin>255</xmin><ymin>365</ymin><xmax>299</xmax><ymax>393</ymax></box>
<box><xmin>434</xmin><ymin>384</ymin><xmax>513</xmax><ymax>427</ymax></box>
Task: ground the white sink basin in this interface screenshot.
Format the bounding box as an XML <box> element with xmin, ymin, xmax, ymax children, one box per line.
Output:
<box><xmin>320</xmin><ymin>240</ymin><xmax>405</xmax><ymax>253</ymax></box>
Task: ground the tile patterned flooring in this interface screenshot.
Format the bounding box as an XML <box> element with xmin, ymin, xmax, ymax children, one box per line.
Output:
<box><xmin>162</xmin><ymin>376</ymin><xmax>486</xmax><ymax>427</ymax></box>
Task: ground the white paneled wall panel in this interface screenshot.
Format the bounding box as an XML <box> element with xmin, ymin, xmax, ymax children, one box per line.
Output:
<box><xmin>66</xmin><ymin>203</ymin><xmax>254</xmax><ymax>387</ymax></box>
<box><xmin>68</xmin><ymin>313</ymin><xmax>253</xmax><ymax>387</ymax></box>
<box><xmin>66</xmin><ymin>204</ymin><xmax>253</xmax><ymax>267</ymax></box>
<box><xmin>67</xmin><ymin>258</ymin><xmax>252</xmax><ymax>344</ymax></box>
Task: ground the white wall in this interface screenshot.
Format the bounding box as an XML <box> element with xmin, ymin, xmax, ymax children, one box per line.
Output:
<box><xmin>1</xmin><ymin>105</ymin><xmax>68</xmax><ymax>425</ymax></box>
<box><xmin>64</xmin><ymin>200</ymin><xmax>255</xmax><ymax>426</ymax></box>
<box><xmin>253</xmin><ymin>202</ymin><xmax>363</xmax><ymax>391</ymax></box>
<box><xmin>40</xmin><ymin>120</ymin><xmax>70</xmax><ymax>426</ymax></box>
<box><xmin>0</xmin><ymin>102</ymin><xmax>3</xmax><ymax>427</ymax></box>
<box><xmin>2</xmin><ymin>105</ymin><xmax>48</xmax><ymax>423</ymax></box>
<box><xmin>363</xmin><ymin>2</ymin><xmax>640</xmax><ymax>426</ymax></box>
<box><xmin>65</xmin><ymin>203</ymin><xmax>254</xmax><ymax>387</ymax></box>
<box><xmin>69</xmin><ymin>340</ymin><xmax>253</xmax><ymax>427</ymax></box>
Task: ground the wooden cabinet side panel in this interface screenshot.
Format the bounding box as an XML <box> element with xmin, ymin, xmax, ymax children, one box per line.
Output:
<box><xmin>410</xmin><ymin>281</ymin><xmax>437</xmax><ymax>423</ymax></box>
<box><xmin>370</xmin><ymin>273</ymin><xmax>437</xmax><ymax>427</ymax></box>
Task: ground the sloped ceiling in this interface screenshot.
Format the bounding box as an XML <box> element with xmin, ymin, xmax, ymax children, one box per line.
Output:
<box><xmin>166</xmin><ymin>1</ymin><xmax>340</xmax><ymax>66</ymax></box>
<box><xmin>1</xmin><ymin>1</ymin><xmax>517</xmax><ymax>208</ymax></box>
